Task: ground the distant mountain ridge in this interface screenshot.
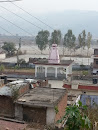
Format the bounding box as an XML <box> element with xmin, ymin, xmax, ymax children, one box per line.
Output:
<box><xmin>0</xmin><ymin>10</ymin><xmax>98</xmax><ymax>38</ymax></box>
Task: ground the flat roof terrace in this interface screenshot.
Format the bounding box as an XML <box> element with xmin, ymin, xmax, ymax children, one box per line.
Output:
<box><xmin>16</xmin><ymin>87</ymin><xmax>67</xmax><ymax>107</ymax></box>
<box><xmin>33</xmin><ymin>59</ymin><xmax>73</xmax><ymax>66</ymax></box>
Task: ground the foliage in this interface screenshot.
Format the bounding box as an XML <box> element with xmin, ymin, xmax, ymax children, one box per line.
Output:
<box><xmin>82</xmin><ymin>70</ymin><xmax>88</xmax><ymax>75</ymax></box>
<box><xmin>57</xmin><ymin>101</ymin><xmax>91</xmax><ymax>130</ymax></box>
<box><xmin>2</xmin><ymin>42</ymin><xmax>16</xmax><ymax>56</ymax></box>
<box><xmin>11</xmin><ymin>86</ymin><xmax>19</xmax><ymax>101</ymax></box>
<box><xmin>64</xmin><ymin>29</ymin><xmax>76</xmax><ymax>50</ymax></box>
<box><xmin>14</xmin><ymin>64</ymin><xmax>19</xmax><ymax>71</ymax></box>
<box><xmin>0</xmin><ymin>64</ymin><xmax>5</xmax><ymax>72</ymax></box>
<box><xmin>87</xmin><ymin>104</ymin><xmax>98</xmax><ymax>129</ymax></box>
<box><xmin>17</xmin><ymin>58</ymin><xmax>26</xmax><ymax>66</ymax></box>
<box><xmin>54</xmin><ymin>106</ymin><xmax>59</xmax><ymax>114</ymax></box>
<box><xmin>36</xmin><ymin>30</ymin><xmax>50</xmax><ymax>53</ymax></box>
<box><xmin>50</xmin><ymin>30</ymin><xmax>62</xmax><ymax>45</ymax></box>
<box><xmin>86</xmin><ymin>32</ymin><xmax>92</xmax><ymax>49</ymax></box>
<box><xmin>78</xmin><ymin>30</ymin><xmax>86</xmax><ymax>49</ymax></box>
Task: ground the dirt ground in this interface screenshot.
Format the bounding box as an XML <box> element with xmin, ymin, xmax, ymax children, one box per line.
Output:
<box><xmin>1</xmin><ymin>44</ymin><xmax>96</xmax><ymax>65</ymax></box>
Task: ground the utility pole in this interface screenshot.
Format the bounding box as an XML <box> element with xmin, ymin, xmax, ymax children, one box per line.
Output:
<box><xmin>17</xmin><ymin>38</ymin><xmax>21</xmax><ymax>66</ymax></box>
<box><xmin>19</xmin><ymin>37</ymin><xmax>21</xmax><ymax>50</ymax></box>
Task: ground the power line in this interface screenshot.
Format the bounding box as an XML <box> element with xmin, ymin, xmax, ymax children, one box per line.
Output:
<box><xmin>0</xmin><ymin>25</ymin><xmax>15</xmax><ymax>36</ymax></box>
<box><xmin>0</xmin><ymin>5</ymin><xmax>43</xmax><ymax>30</ymax></box>
<box><xmin>0</xmin><ymin>15</ymin><xmax>33</xmax><ymax>36</ymax></box>
<box><xmin>0</xmin><ymin>0</ymin><xmax>21</xmax><ymax>2</ymax></box>
<box><xmin>0</xmin><ymin>25</ymin><xmax>42</xmax><ymax>54</ymax></box>
<box><xmin>7</xmin><ymin>0</ymin><xmax>54</xmax><ymax>30</ymax></box>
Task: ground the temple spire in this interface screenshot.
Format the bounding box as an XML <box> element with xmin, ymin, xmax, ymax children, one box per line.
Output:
<box><xmin>48</xmin><ymin>43</ymin><xmax>60</xmax><ymax>63</ymax></box>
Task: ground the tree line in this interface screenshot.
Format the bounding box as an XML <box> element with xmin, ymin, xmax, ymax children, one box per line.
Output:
<box><xmin>1</xmin><ymin>29</ymin><xmax>92</xmax><ymax>56</ymax></box>
<box><xmin>35</xmin><ymin>29</ymin><xmax>92</xmax><ymax>54</ymax></box>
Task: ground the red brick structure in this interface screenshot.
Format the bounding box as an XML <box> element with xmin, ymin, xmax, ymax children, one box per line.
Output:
<box><xmin>0</xmin><ymin>96</ymin><xmax>14</xmax><ymax>118</ymax></box>
<box><xmin>15</xmin><ymin>87</ymin><xmax>67</xmax><ymax>126</ymax></box>
<box><xmin>55</xmin><ymin>93</ymin><xmax>67</xmax><ymax>122</ymax></box>
<box><xmin>63</xmin><ymin>83</ymin><xmax>98</xmax><ymax>91</ymax></box>
<box><xmin>23</xmin><ymin>106</ymin><xmax>46</xmax><ymax>124</ymax></box>
<box><xmin>78</xmin><ymin>85</ymin><xmax>98</xmax><ymax>90</ymax></box>
<box><xmin>0</xmin><ymin>82</ymin><xmax>29</xmax><ymax>118</ymax></box>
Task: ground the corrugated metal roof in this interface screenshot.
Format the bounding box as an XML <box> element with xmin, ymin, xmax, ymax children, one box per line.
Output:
<box><xmin>0</xmin><ymin>86</ymin><xmax>12</xmax><ymax>96</ymax></box>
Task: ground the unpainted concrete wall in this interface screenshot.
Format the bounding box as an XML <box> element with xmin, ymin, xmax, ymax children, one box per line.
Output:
<box><xmin>15</xmin><ymin>104</ymin><xmax>23</xmax><ymax>120</ymax></box>
<box><xmin>46</xmin><ymin>107</ymin><xmax>55</xmax><ymax>126</ymax></box>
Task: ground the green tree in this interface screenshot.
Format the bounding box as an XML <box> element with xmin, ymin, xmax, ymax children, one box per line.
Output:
<box><xmin>78</xmin><ymin>30</ymin><xmax>86</xmax><ymax>49</ymax></box>
<box><xmin>64</xmin><ymin>30</ymin><xmax>76</xmax><ymax>55</ymax></box>
<box><xmin>57</xmin><ymin>101</ymin><xmax>91</xmax><ymax>130</ymax></box>
<box><xmin>0</xmin><ymin>64</ymin><xmax>5</xmax><ymax>72</ymax></box>
<box><xmin>36</xmin><ymin>30</ymin><xmax>50</xmax><ymax>53</ymax></box>
<box><xmin>50</xmin><ymin>30</ymin><xmax>62</xmax><ymax>45</ymax></box>
<box><xmin>2</xmin><ymin>42</ymin><xmax>16</xmax><ymax>56</ymax></box>
<box><xmin>78</xmin><ymin>34</ymin><xmax>82</xmax><ymax>48</ymax></box>
<box><xmin>82</xmin><ymin>30</ymin><xmax>86</xmax><ymax>49</ymax></box>
<box><xmin>86</xmin><ymin>32</ymin><xmax>92</xmax><ymax>56</ymax></box>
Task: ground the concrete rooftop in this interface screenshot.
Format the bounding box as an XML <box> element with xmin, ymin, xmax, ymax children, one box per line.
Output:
<box><xmin>16</xmin><ymin>87</ymin><xmax>67</xmax><ymax>107</ymax></box>
<box><xmin>33</xmin><ymin>59</ymin><xmax>73</xmax><ymax>66</ymax></box>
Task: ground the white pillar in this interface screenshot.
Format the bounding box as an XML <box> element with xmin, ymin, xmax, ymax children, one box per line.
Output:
<box><xmin>66</xmin><ymin>66</ymin><xmax>69</xmax><ymax>78</ymax></box>
<box><xmin>35</xmin><ymin>66</ymin><xmax>37</xmax><ymax>77</ymax></box>
<box><xmin>45</xmin><ymin>67</ymin><xmax>47</xmax><ymax>77</ymax></box>
<box><xmin>55</xmin><ymin>67</ymin><xmax>57</xmax><ymax>78</ymax></box>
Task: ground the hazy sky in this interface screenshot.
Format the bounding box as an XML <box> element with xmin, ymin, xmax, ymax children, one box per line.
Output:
<box><xmin>1</xmin><ymin>0</ymin><xmax>98</xmax><ymax>14</ymax></box>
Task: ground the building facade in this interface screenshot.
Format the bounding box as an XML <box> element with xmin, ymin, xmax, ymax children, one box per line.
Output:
<box><xmin>34</xmin><ymin>44</ymin><xmax>73</xmax><ymax>79</ymax></box>
<box><xmin>93</xmin><ymin>49</ymin><xmax>98</xmax><ymax>74</ymax></box>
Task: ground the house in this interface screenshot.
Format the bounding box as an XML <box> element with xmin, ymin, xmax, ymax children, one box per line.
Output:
<box><xmin>93</xmin><ymin>48</ymin><xmax>98</xmax><ymax>75</ymax></box>
<box><xmin>0</xmin><ymin>81</ymin><xmax>29</xmax><ymax>118</ymax></box>
<box><xmin>15</xmin><ymin>87</ymin><xmax>67</xmax><ymax>126</ymax></box>
<box><xmin>63</xmin><ymin>79</ymin><xmax>98</xmax><ymax>106</ymax></box>
<box><xmin>33</xmin><ymin>44</ymin><xmax>73</xmax><ymax>79</ymax></box>
<box><xmin>0</xmin><ymin>48</ymin><xmax>6</xmax><ymax>60</ymax></box>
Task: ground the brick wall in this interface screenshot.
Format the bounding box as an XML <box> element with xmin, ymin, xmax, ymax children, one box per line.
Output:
<box><xmin>63</xmin><ymin>84</ymin><xmax>71</xmax><ymax>89</ymax></box>
<box><xmin>93</xmin><ymin>59</ymin><xmax>98</xmax><ymax>68</ymax></box>
<box><xmin>23</xmin><ymin>106</ymin><xmax>46</xmax><ymax>125</ymax></box>
<box><xmin>55</xmin><ymin>93</ymin><xmax>67</xmax><ymax>122</ymax></box>
<box><xmin>78</xmin><ymin>85</ymin><xmax>98</xmax><ymax>90</ymax></box>
<box><xmin>0</xmin><ymin>96</ymin><xmax>14</xmax><ymax>118</ymax></box>
<box><xmin>19</xmin><ymin>84</ymin><xmax>29</xmax><ymax>96</ymax></box>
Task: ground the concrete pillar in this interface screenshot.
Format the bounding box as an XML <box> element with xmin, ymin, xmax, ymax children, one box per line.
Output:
<box><xmin>66</xmin><ymin>66</ymin><xmax>69</xmax><ymax>78</ymax></box>
<box><xmin>15</xmin><ymin>104</ymin><xmax>23</xmax><ymax>120</ymax></box>
<box><xmin>45</xmin><ymin>67</ymin><xmax>47</xmax><ymax>77</ymax></box>
<box><xmin>35</xmin><ymin>66</ymin><xmax>37</xmax><ymax>77</ymax></box>
<box><xmin>55</xmin><ymin>67</ymin><xmax>57</xmax><ymax>78</ymax></box>
<box><xmin>46</xmin><ymin>107</ymin><xmax>55</xmax><ymax>126</ymax></box>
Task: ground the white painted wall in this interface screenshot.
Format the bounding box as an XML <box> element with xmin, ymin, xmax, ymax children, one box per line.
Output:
<box><xmin>35</xmin><ymin>64</ymin><xmax>72</xmax><ymax>78</ymax></box>
<box><xmin>93</xmin><ymin>68</ymin><xmax>98</xmax><ymax>73</ymax></box>
<box><xmin>0</xmin><ymin>53</ymin><xmax>6</xmax><ymax>60</ymax></box>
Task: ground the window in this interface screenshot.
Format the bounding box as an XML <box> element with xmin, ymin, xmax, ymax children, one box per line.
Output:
<box><xmin>96</xmin><ymin>61</ymin><xmax>98</xmax><ymax>64</ymax></box>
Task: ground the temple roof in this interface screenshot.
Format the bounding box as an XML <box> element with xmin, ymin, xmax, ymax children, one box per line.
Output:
<box><xmin>33</xmin><ymin>59</ymin><xmax>73</xmax><ymax>66</ymax></box>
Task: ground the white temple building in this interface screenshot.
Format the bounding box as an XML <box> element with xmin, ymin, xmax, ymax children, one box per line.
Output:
<box><xmin>34</xmin><ymin>44</ymin><xmax>73</xmax><ymax>79</ymax></box>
